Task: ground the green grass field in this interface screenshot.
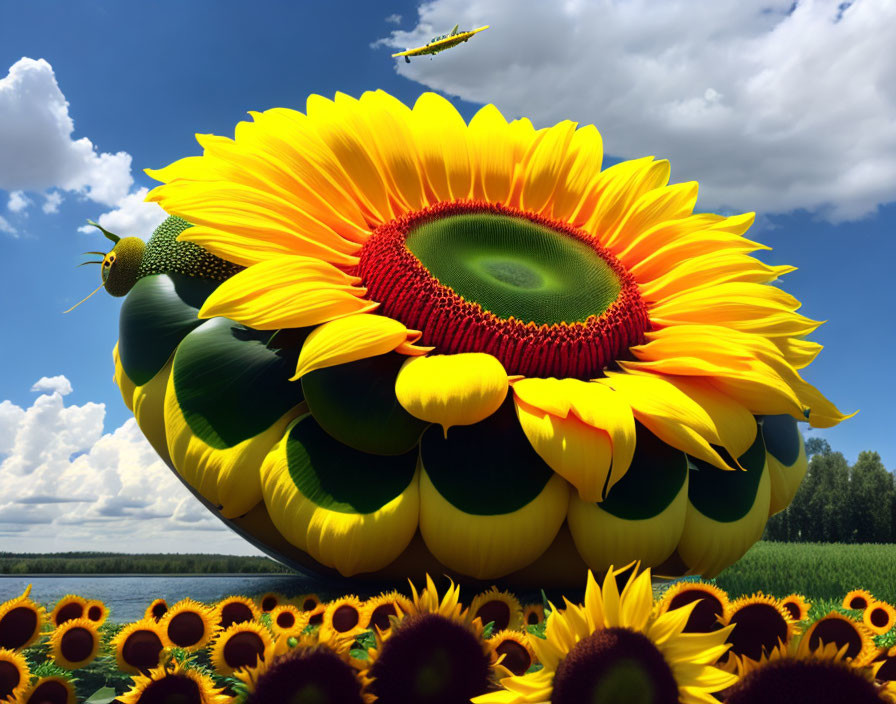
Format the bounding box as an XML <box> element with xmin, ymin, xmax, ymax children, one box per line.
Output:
<box><xmin>706</xmin><ymin>540</ymin><xmax>896</xmax><ymax>602</ymax></box>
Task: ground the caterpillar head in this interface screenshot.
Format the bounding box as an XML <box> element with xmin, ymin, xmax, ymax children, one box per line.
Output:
<box><xmin>66</xmin><ymin>220</ymin><xmax>146</xmax><ymax>312</ymax></box>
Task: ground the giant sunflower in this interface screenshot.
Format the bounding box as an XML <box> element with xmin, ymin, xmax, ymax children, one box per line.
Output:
<box><xmin>474</xmin><ymin>564</ymin><xmax>736</xmax><ymax>704</ymax></box>
<box><xmin>105</xmin><ymin>89</ymin><xmax>848</xmax><ymax>584</ymax></box>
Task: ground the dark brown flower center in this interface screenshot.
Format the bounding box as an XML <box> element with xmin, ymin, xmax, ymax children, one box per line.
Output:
<box><xmin>25</xmin><ymin>679</ymin><xmax>70</xmax><ymax>704</ymax></box>
<box><xmin>809</xmin><ymin>618</ymin><xmax>865</xmax><ymax>660</ymax></box>
<box><xmin>60</xmin><ymin>626</ymin><xmax>94</xmax><ymax>663</ymax></box>
<box><xmin>276</xmin><ymin>611</ymin><xmax>296</xmax><ymax>629</ymax></box>
<box><xmin>332</xmin><ymin>604</ymin><xmax>360</xmax><ymax>633</ymax></box>
<box><xmin>667</xmin><ymin>590</ymin><xmax>725</xmax><ymax>633</ymax></box>
<box><xmin>168</xmin><ymin>612</ymin><xmax>206</xmax><ymax>647</ymax></box>
<box><xmin>122</xmin><ymin>630</ymin><xmax>164</xmax><ymax>672</ymax></box>
<box><xmin>0</xmin><ymin>607</ymin><xmax>38</xmax><ymax>650</ymax></box>
<box><xmin>726</xmin><ymin>603</ymin><xmax>789</xmax><ymax>661</ymax></box>
<box><xmin>55</xmin><ymin>602</ymin><xmax>84</xmax><ymax>626</ymax></box>
<box><xmin>219</xmin><ymin>602</ymin><xmax>254</xmax><ymax>628</ymax></box>
<box><xmin>139</xmin><ymin>674</ymin><xmax>201</xmax><ymax>704</ymax></box>
<box><xmin>0</xmin><ymin>660</ymin><xmax>21</xmax><ymax>700</ymax></box>
<box><xmin>247</xmin><ymin>648</ymin><xmax>365</xmax><ymax>704</ymax></box>
<box><xmin>495</xmin><ymin>639</ymin><xmax>531</xmax><ymax>676</ymax></box>
<box><xmin>724</xmin><ymin>658</ymin><xmax>884</xmax><ymax>704</ymax></box>
<box><xmin>552</xmin><ymin>627</ymin><xmax>679</xmax><ymax>704</ymax></box>
<box><xmin>223</xmin><ymin>631</ymin><xmax>266</xmax><ymax>670</ymax></box>
<box><xmin>369</xmin><ymin>603</ymin><xmax>398</xmax><ymax>632</ymax></box>
<box><xmin>475</xmin><ymin>600</ymin><xmax>511</xmax><ymax>632</ymax></box>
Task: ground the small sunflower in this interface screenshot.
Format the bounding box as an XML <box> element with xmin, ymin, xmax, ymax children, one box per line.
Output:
<box><xmin>269</xmin><ymin>604</ymin><xmax>307</xmax><ymax>636</ymax></box>
<box><xmin>366</xmin><ymin>574</ymin><xmax>506</xmax><ymax>704</ymax></box>
<box><xmin>803</xmin><ymin>612</ymin><xmax>877</xmax><ymax>666</ymax></box>
<box><xmin>845</xmin><ymin>589</ymin><xmax>876</xmax><ymax>612</ymax></box>
<box><xmin>213</xmin><ymin>595</ymin><xmax>261</xmax><ymax>630</ymax></box>
<box><xmin>306</xmin><ymin>602</ymin><xmax>327</xmax><ymax>628</ymax></box>
<box><xmin>654</xmin><ymin>579</ymin><xmax>730</xmax><ymax>633</ymax></box>
<box><xmin>490</xmin><ymin>630</ymin><xmax>536</xmax><ymax>676</ymax></box>
<box><xmin>112</xmin><ymin>619</ymin><xmax>167</xmax><ymax>674</ymax></box>
<box><xmin>718</xmin><ymin>594</ymin><xmax>795</xmax><ymax>671</ymax></box>
<box><xmin>257</xmin><ymin>591</ymin><xmax>286</xmax><ymax>613</ymax></box>
<box><xmin>48</xmin><ymin>617</ymin><xmax>101</xmax><ymax>669</ymax></box>
<box><xmin>118</xmin><ymin>659</ymin><xmax>232</xmax><ymax>704</ymax></box>
<box><xmin>724</xmin><ymin>634</ymin><xmax>891</xmax><ymax>704</ymax></box>
<box><xmin>475</xmin><ymin>563</ymin><xmax>736</xmax><ymax>704</ymax></box>
<box><xmin>124</xmin><ymin>89</ymin><xmax>850</xmax><ymax>584</ymax></box>
<box><xmin>469</xmin><ymin>587</ymin><xmax>524</xmax><ymax>633</ymax></box>
<box><xmin>84</xmin><ymin>599</ymin><xmax>109</xmax><ymax>625</ymax></box>
<box><xmin>18</xmin><ymin>676</ymin><xmax>77</xmax><ymax>704</ymax></box>
<box><xmin>360</xmin><ymin>591</ymin><xmax>413</xmax><ymax>633</ymax></box>
<box><xmin>0</xmin><ymin>648</ymin><xmax>30</xmax><ymax>703</ymax></box>
<box><xmin>522</xmin><ymin>603</ymin><xmax>545</xmax><ymax>629</ymax></box>
<box><xmin>865</xmin><ymin>601</ymin><xmax>896</xmax><ymax>636</ymax></box>
<box><xmin>159</xmin><ymin>599</ymin><xmax>215</xmax><ymax>650</ymax></box>
<box><xmin>295</xmin><ymin>593</ymin><xmax>323</xmax><ymax>613</ymax></box>
<box><xmin>209</xmin><ymin>621</ymin><xmax>275</xmax><ymax>675</ymax></box>
<box><xmin>319</xmin><ymin>595</ymin><xmax>367</xmax><ymax>641</ymax></box>
<box><xmin>237</xmin><ymin>630</ymin><xmax>374</xmax><ymax>704</ymax></box>
<box><xmin>49</xmin><ymin>595</ymin><xmax>88</xmax><ymax>628</ymax></box>
<box><xmin>779</xmin><ymin>593</ymin><xmax>812</xmax><ymax>623</ymax></box>
<box><xmin>0</xmin><ymin>585</ymin><xmax>45</xmax><ymax>651</ymax></box>
<box><xmin>145</xmin><ymin>598</ymin><xmax>169</xmax><ymax>622</ymax></box>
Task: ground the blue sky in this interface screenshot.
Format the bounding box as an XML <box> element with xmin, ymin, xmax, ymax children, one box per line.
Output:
<box><xmin>1</xmin><ymin>0</ymin><xmax>893</xmax><ymax>553</ymax></box>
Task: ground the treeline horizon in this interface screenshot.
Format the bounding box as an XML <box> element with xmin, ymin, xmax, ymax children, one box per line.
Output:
<box><xmin>763</xmin><ymin>437</ymin><xmax>895</xmax><ymax>543</ymax></box>
<box><xmin>0</xmin><ymin>552</ymin><xmax>293</xmax><ymax>574</ymax></box>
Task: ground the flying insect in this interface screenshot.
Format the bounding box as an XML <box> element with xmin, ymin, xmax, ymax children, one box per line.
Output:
<box><xmin>392</xmin><ymin>24</ymin><xmax>489</xmax><ymax>63</ymax></box>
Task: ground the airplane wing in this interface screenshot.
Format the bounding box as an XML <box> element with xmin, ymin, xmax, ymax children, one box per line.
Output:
<box><xmin>392</xmin><ymin>26</ymin><xmax>489</xmax><ymax>58</ymax></box>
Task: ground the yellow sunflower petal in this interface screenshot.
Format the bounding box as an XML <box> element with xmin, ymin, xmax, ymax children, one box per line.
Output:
<box><xmin>394</xmin><ymin>353</ymin><xmax>508</xmax><ymax>432</ymax></box>
<box><xmin>291</xmin><ymin>314</ymin><xmax>429</xmax><ymax>381</ymax></box>
<box><xmin>518</xmin><ymin>120</ymin><xmax>577</xmax><ymax>215</ymax></box>
<box><xmin>411</xmin><ymin>92</ymin><xmax>473</xmax><ymax>202</ymax></box>
<box><xmin>512</xmin><ymin>377</ymin><xmax>635</xmax><ymax>501</ymax></box>
<box><xmin>551</xmin><ymin>124</ymin><xmax>604</xmax><ymax>224</ymax></box>
<box><xmin>468</xmin><ymin>104</ymin><xmax>516</xmax><ymax>204</ymax></box>
<box><xmin>597</xmin><ymin>372</ymin><xmax>733</xmax><ymax>470</ymax></box>
<box><xmin>196</xmin><ymin>255</ymin><xmax>373</xmax><ymax>330</ymax></box>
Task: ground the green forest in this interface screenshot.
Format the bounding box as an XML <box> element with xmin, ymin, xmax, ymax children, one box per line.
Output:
<box><xmin>763</xmin><ymin>437</ymin><xmax>895</xmax><ymax>543</ymax></box>
<box><xmin>0</xmin><ymin>552</ymin><xmax>292</xmax><ymax>574</ymax></box>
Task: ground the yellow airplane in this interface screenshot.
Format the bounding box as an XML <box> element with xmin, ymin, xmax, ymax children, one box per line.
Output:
<box><xmin>392</xmin><ymin>24</ymin><xmax>489</xmax><ymax>63</ymax></box>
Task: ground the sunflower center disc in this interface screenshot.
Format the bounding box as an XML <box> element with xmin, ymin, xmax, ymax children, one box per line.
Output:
<box><xmin>359</xmin><ymin>201</ymin><xmax>649</xmax><ymax>379</ymax></box>
<box><xmin>406</xmin><ymin>213</ymin><xmax>621</xmax><ymax>324</ymax></box>
<box><xmin>552</xmin><ymin>628</ymin><xmax>679</xmax><ymax>704</ymax></box>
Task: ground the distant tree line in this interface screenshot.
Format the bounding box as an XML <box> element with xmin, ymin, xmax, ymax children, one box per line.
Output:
<box><xmin>0</xmin><ymin>552</ymin><xmax>293</xmax><ymax>574</ymax></box>
<box><xmin>764</xmin><ymin>438</ymin><xmax>896</xmax><ymax>543</ymax></box>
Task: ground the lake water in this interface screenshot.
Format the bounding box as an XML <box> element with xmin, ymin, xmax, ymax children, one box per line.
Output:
<box><xmin>0</xmin><ymin>574</ymin><xmax>330</xmax><ymax>623</ymax></box>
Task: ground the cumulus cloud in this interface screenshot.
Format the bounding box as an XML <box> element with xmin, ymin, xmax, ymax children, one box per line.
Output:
<box><xmin>0</xmin><ymin>380</ymin><xmax>259</xmax><ymax>553</ymax></box>
<box><xmin>379</xmin><ymin>0</ymin><xmax>896</xmax><ymax>221</ymax></box>
<box><xmin>7</xmin><ymin>191</ymin><xmax>29</xmax><ymax>213</ymax></box>
<box><xmin>385</xmin><ymin>13</ymin><xmax>402</xmax><ymax>24</ymax></box>
<box><xmin>0</xmin><ymin>57</ymin><xmax>167</xmax><ymax>237</ymax></box>
<box><xmin>76</xmin><ymin>187</ymin><xmax>168</xmax><ymax>239</ymax></box>
<box><xmin>0</xmin><ymin>215</ymin><xmax>13</xmax><ymax>235</ymax></box>
<box><xmin>0</xmin><ymin>58</ymin><xmax>132</xmax><ymax>206</ymax></box>
<box><xmin>30</xmin><ymin>375</ymin><xmax>73</xmax><ymax>396</ymax></box>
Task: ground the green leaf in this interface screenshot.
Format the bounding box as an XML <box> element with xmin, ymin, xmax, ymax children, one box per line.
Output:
<box><xmin>84</xmin><ymin>687</ymin><xmax>118</xmax><ymax>704</ymax></box>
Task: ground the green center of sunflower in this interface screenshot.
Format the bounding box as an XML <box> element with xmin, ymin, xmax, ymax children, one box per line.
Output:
<box><xmin>358</xmin><ymin>201</ymin><xmax>649</xmax><ymax>379</ymax></box>
<box><xmin>551</xmin><ymin>628</ymin><xmax>679</xmax><ymax>704</ymax></box>
<box><xmin>406</xmin><ymin>214</ymin><xmax>620</xmax><ymax>325</ymax></box>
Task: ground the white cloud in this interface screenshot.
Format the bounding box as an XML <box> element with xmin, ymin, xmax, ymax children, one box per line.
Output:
<box><xmin>0</xmin><ymin>58</ymin><xmax>168</xmax><ymax>238</ymax></box>
<box><xmin>0</xmin><ymin>381</ymin><xmax>262</xmax><ymax>553</ymax></box>
<box><xmin>385</xmin><ymin>13</ymin><xmax>402</xmax><ymax>24</ymax></box>
<box><xmin>0</xmin><ymin>58</ymin><xmax>132</xmax><ymax>206</ymax></box>
<box><xmin>0</xmin><ymin>214</ymin><xmax>14</xmax><ymax>235</ymax></box>
<box><xmin>379</xmin><ymin>0</ymin><xmax>896</xmax><ymax>222</ymax></box>
<box><xmin>76</xmin><ymin>187</ymin><xmax>168</xmax><ymax>239</ymax></box>
<box><xmin>30</xmin><ymin>375</ymin><xmax>73</xmax><ymax>396</ymax></box>
<box><xmin>42</xmin><ymin>191</ymin><xmax>62</xmax><ymax>214</ymax></box>
<box><xmin>7</xmin><ymin>190</ymin><xmax>30</xmax><ymax>213</ymax></box>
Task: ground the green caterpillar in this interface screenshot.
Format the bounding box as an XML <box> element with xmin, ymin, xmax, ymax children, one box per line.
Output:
<box><xmin>69</xmin><ymin>216</ymin><xmax>243</xmax><ymax>310</ymax></box>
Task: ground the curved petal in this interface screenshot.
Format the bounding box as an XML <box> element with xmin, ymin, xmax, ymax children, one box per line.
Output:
<box><xmin>603</xmin><ymin>180</ymin><xmax>699</xmax><ymax>251</ymax></box>
<box><xmin>395</xmin><ymin>353</ymin><xmax>508</xmax><ymax>432</ymax></box>
<box><xmin>467</xmin><ymin>103</ymin><xmax>516</xmax><ymax>204</ymax></box>
<box><xmin>512</xmin><ymin>377</ymin><xmax>635</xmax><ymax>501</ymax></box>
<box><xmin>196</xmin><ymin>255</ymin><xmax>374</xmax><ymax>330</ymax></box>
<box><xmin>518</xmin><ymin>120</ymin><xmax>577</xmax><ymax>215</ymax></box>
<box><xmin>291</xmin><ymin>314</ymin><xmax>430</xmax><ymax>380</ymax></box>
<box><xmin>597</xmin><ymin>372</ymin><xmax>732</xmax><ymax>471</ymax></box>
<box><xmin>550</xmin><ymin>123</ymin><xmax>604</xmax><ymax>224</ymax></box>
<box><xmin>411</xmin><ymin>92</ymin><xmax>473</xmax><ymax>203</ymax></box>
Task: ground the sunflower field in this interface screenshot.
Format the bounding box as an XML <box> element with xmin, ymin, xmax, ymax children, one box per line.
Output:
<box><xmin>4</xmin><ymin>568</ymin><xmax>896</xmax><ymax>703</ymax></box>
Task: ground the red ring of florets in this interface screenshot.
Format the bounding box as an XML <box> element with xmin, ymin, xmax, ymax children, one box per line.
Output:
<box><xmin>356</xmin><ymin>201</ymin><xmax>649</xmax><ymax>379</ymax></box>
